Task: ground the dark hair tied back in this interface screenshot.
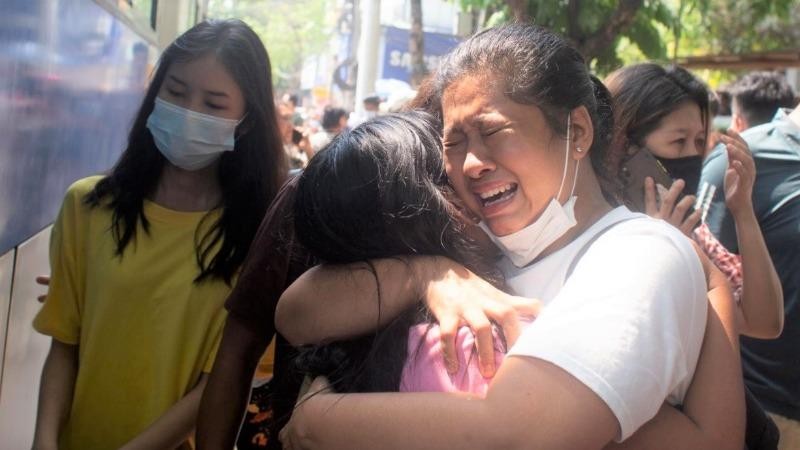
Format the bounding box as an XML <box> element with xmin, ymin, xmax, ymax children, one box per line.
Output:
<box><xmin>431</xmin><ymin>24</ymin><xmax>618</xmax><ymax>204</ymax></box>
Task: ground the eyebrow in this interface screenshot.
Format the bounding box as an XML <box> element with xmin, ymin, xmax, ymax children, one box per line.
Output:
<box><xmin>167</xmin><ymin>75</ymin><xmax>229</xmax><ymax>98</ymax></box>
<box><xmin>167</xmin><ymin>75</ymin><xmax>187</xmax><ymax>86</ymax></box>
<box><xmin>444</xmin><ymin>115</ymin><xmax>504</xmax><ymax>136</ymax></box>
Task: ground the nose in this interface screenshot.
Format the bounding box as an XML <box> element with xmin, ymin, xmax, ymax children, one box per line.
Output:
<box><xmin>463</xmin><ymin>145</ymin><xmax>495</xmax><ymax>180</ymax></box>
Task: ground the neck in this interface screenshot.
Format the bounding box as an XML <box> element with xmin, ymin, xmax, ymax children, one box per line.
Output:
<box><xmin>536</xmin><ymin>167</ymin><xmax>613</xmax><ymax>260</ymax></box>
<box><xmin>151</xmin><ymin>162</ymin><xmax>222</xmax><ymax>212</ymax></box>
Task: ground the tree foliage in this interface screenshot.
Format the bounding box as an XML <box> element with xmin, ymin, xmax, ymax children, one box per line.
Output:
<box><xmin>683</xmin><ymin>0</ymin><xmax>799</xmax><ymax>55</ymax></box>
<box><xmin>206</xmin><ymin>0</ymin><xmax>332</xmax><ymax>91</ymax></box>
<box><xmin>453</xmin><ymin>0</ymin><xmax>799</xmax><ymax>74</ymax></box>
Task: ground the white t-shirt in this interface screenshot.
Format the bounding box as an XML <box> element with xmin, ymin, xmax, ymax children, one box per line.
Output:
<box><xmin>503</xmin><ymin>206</ymin><xmax>707</xmax><ymax>441</ymax></box>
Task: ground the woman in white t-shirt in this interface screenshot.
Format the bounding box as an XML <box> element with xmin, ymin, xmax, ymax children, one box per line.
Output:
<box><xmin>276</xmin><ymin>24</ymin><xmax>744</xmax><ymax>449</ymax></box>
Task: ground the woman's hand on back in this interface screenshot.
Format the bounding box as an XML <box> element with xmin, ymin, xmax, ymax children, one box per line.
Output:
<box><xmin>418</xmin><ymin>257</ymin><xmax>541</xmax><ymax>378</ymax></box>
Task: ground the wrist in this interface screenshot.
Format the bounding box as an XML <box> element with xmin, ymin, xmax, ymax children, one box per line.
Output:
<box><xmin>729</xmin><ymin>203</ymin><xmax>756</xmax><ymax>223</ymax></box>
<box><xmin>409</xmin><ymin>255</ymin><xmax>446</xmax><ymax>302</ymax></box>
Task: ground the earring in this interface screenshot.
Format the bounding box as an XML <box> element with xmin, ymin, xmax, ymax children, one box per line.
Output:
<box><xmin>576</xmin><ymin>146</ymin><xmax>583</xmax><ymax>153</ymax></box>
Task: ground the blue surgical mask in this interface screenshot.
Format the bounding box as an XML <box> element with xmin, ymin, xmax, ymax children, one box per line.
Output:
<box><xmin>146</xmin><ymin>97</ymin><xmax>241</xmax><ymax>171</ymax></box>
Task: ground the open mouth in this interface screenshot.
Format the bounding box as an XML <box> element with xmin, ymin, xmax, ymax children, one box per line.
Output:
<box><xmin>477</xmin><ymin>183</ymin><xmax>518</xmax><ymax>208</ymax></box>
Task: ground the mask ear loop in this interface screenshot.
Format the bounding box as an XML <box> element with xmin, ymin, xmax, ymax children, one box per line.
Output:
<box><xmin>569</xmin><ymin>155</ymin><xmax>581</xmax><ymax>198</ymax></box>
<box><xmin>556</xmin><ymin>114</ymin><xmax>572</xmax><ymax>201</ymax></box>
<box><xmin>556</xmin><ymin>113</ymin><xmax>583</xmax><ymax>202</ymax></box>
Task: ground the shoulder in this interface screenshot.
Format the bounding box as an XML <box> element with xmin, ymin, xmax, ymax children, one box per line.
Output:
<box><xmin>740</xmin><ymin>121</ymin><xmax>777</xmax><ymax>145</ymax></box>
<box><xmin>58</xmin><ymin>175</ymin><xmax>106</xmax><ymax>218</ymax></box>
<box><xmin>64</xmin><ymin>175</ymin><xmax>104</xmax><ymax>201</ymax></box>
<box><xmin>582</xmin><ymin>209</ymin><xmax>698</xmax><ymax>262</ymax></box>
<box><xmin>701</xmin><ymin>145</ymin><xmax>728</xmax><ymax>184</ymax></box>
<box><xmin>574</xmin><ymin>215</ymin><xmax>705</xmax><ymax>299</ymax></box>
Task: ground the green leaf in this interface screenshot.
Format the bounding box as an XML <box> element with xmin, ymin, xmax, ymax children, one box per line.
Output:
<box><xmin>623</xmin><ymin>12</ymin><xmax>667</xmax><ymax>60</ymax></box>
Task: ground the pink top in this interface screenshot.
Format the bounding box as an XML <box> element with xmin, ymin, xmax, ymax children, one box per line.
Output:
<box><xmin>399</xmin><ymin>323</ymin><xmax>507</xmax><ymax>396</ymax></box>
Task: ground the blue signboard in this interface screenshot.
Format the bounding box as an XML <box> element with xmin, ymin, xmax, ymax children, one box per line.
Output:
<box><xmin>381</xmin><ymin>25</ymin><xmax>461</xmax><ymax>83</ymax></box>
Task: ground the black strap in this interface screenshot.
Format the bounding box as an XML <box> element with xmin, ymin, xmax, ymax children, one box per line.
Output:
<box><xmin>564</xmin><ymin>217</ymin><xmax>638</xmax><ymax>282</ymax></box>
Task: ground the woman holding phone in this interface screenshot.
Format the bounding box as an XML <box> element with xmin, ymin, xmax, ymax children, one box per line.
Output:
<box><xmin>606</xmin><ymin>63</ymin><xmax>783</xmax><ymax>339</ymax></box>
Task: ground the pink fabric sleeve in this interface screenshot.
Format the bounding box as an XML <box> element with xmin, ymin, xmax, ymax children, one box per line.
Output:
<box><xmin>399</xmin><ymin>323</ymin><xmax>506</xmax><ymax>396</ymax></box>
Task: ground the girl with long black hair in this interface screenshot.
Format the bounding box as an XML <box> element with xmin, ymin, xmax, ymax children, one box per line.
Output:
<box><xmin>32</xmin><ymin>19</ymin><xmax>285</xmax><ymax>450</ymax></box>
<box><xmin>290</xmin><ymin>111</ymin><xmax>511</xmax><ymax>395</ymax></box>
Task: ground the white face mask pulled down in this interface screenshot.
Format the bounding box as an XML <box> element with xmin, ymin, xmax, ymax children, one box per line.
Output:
<box><xmin>478</xmin><ymin>116</ymin><xmax>580</xmax><ymax>268</ymax></box>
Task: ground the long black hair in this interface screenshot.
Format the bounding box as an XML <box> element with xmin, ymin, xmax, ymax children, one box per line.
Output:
<box><xmin>85</xmin><ymin>19</ymin><xmax>286</xmax><ymax>283</ymax></box>
<box><xmin>427</xmin><ymin>24</ymin><xmax>618</xmax><ymax>204</ymax></box>
<box><xmin>292</xmin><ymin>111</ymin><xmax>501</xmax><ymax>393</ymax></box>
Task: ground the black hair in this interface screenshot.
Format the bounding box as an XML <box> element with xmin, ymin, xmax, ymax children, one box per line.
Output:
<box><xmin>85</xmin><ymin>19</ymin><xmax>287</xmax><ymax>284</ymax></box>
<box><xmin>605</xmin><ymin>63</ymin><xmax>709</xmax><ymax>197</ymax></box>
<box><xmin>429</xmin><ymin>24</ymin><xmax>617</xmax><ymax>204</ymax></box>
<box><xmin>732</xmin><ymin>71</ymin><xmax>797</xmax><ymax>127</ymax></box>
<box><xmin>708</xmin><ymin>90</ymin><xmax>720</xmax><ymax>118</ymax></box>
<box><xmin>292</xmin><ymin>111</ymin><xmax>502</xmax><ymax>392</ymax></box>
<box><xmin>363</xmin><ymin>94</ymin><xmax>381</xmax><ymax>105</ymax></box>
<box><xmin>715</xmin><ymin>86</ymin><xmax>732</xmax><ymax>116</ymax></box>
<box><xmin>320</xmin><ymin>106</ymin><xmax>348</xmax><ymax>131</ymax></box>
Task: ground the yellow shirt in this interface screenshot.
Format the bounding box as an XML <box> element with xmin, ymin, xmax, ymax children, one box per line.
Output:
<box><xmin>34</xmin><ymin>176</ymin><xmax>230</xmax><ymax>450</ymax></box>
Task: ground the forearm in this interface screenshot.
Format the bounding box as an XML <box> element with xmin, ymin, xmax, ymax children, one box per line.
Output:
<box><xmin>32</xmin><ymin>340</ymin><xmax>79</xmax><ymax>450</ymax></box>
<box><xmin>286</xmin><ymin>358</ymin><xmax>619</xmax><ymax>450</ymax></box>
<box><xmin>290</xmin><ymin>391</ymin><xmax>514</xmax><ymax>450</ymax></box>
<box><xmin>120</xmin><ymin>375</ymin><xmax>209</xmax><ymax>450</ymax></box>
<box><xmin>276</xmin><ymin>257</ymin><xmax>433</xmax><ymax>345</ymax></box>
<box><xmin>733</xmin><ymin>209</ymin><xmax>784</xmax><ymax>338</ymax></box>
<box><xmin>196</xmin><ymin>315</ymin><xmax>271</xmax><ymax>450</ymax></box>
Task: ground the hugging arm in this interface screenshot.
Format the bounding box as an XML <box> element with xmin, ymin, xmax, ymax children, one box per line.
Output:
<box><xmin>281</xmin><ymin>356</ymin><xmax>621</xmax><ymax>450</ymax></box>
<box><xmin>276</xmin><ymin>256</ymin><xmax>539</xmax><ymax>377</ymax></box>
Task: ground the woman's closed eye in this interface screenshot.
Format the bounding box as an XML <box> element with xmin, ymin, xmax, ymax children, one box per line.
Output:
<box><xmin>205</xmin><ymin>102</ymin><xmax>225</xmax><ymax>110</ymax></box>
<box><xmin>444</xmin><ymin>141</ymin><xmax>465</xmax><ymax>155</ymax></box>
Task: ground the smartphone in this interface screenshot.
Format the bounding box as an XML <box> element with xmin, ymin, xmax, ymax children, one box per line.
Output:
<box><xmin>621</xmin><ymin>147</ymin><xmax>674</xmax><ymax>212</ymax></box>
<box><xmin>291</xmin><ymin>128</ymin><xmax>303</xmax><ymax>145</ymax></box>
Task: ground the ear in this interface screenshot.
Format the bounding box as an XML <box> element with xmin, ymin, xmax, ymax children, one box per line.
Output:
<box><xmin>569</xmin><ymin>106</ymin><xmax>593</xmax><ymax>160</ymax></box>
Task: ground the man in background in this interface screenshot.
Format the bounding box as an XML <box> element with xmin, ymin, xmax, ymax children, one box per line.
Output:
<box><xmin>310</xmin><ymin>106</ymin><xmax>348</xmax><ymax>153</ymax></box>
<box><xmin>701</xmin><ymin>90</ymin><xmax>800</xmax><ymax>448</ymax></box>
<box><xmin>730</xmin><ymin>71</ymin><xmax>796</xmax><ymax>133</ymax></box>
